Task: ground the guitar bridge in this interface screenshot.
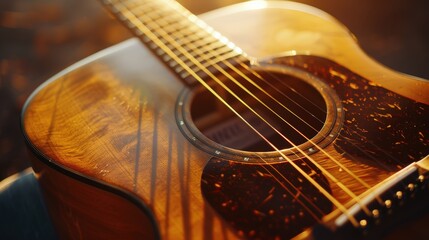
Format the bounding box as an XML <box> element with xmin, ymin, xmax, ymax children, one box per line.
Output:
<box><xmin>297</xmin><ymin>155</ymin><xmax>429</xmax><ymax>240</ymax></box>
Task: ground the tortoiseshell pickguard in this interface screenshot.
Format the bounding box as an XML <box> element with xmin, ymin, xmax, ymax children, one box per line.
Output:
<box><xmin>272</xmin><ymin>56</ymin><xmax>429</xmax><ymax>168</ymax></box>
<box><xmin>201</xmin><ymin>158</ymin><xmax>332</xmax><ymax>239</ymax></box>
<box><xmin>201</xmin><ymin>55</ymin><xmax>428</xmax><ymax>239</ymax></box>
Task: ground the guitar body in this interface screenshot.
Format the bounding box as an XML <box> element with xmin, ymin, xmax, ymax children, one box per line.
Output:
<box><xmin>22</xmin><ymin>1</ymin><xmax>429</xmax><ymax>239</ymax></box>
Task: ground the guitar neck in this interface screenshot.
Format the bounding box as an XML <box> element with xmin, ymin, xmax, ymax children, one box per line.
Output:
<box><xmin>101</xmin><ymin>0</ymin><xmax>246</xmax><ymax>85</ymax></box>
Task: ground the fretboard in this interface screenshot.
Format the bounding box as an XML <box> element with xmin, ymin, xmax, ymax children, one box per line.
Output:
<box><xmin>101</xmin><ymin>0</ymin><xmax>247</xmax><ymax>85</ymax></box>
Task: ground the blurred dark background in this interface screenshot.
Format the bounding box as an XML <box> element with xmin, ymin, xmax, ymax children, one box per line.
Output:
<box><xmin>0</xmin><ymin>0</ymin><xmax>428</xmax><ymax>238</ymax></box>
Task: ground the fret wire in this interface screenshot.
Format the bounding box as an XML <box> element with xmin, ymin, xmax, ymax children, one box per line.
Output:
<box><xmin>174</xmin><ymin>35</ymin><xmax>210</xmax><ymax>48</ymax></box>
<box><xmin>133</xmin><ymin>5</ymin><xmax>187</xmax><ymax>28</ymax></box>
<box><xmin>105</xmin><ymin>1</ymin><xmax>228</xmax><ymax>84</ymax></box>
<box><xmin>182</xmin><ymin>47</ymin><xmax>236</xmax><ymax>71</ymax></box>
<box><xmin>177</xmin><ymin>33</ymin><xmax>218</xmax><ymax>49</ymax></box>
<box><xmin>178</xmin><ymin>40</ymin><xmax>239</xmax><ymax>67</ymax></box>
<box><xmin>181</xmin><ymin>39</ymin><xmax>221</xmax><ymax>57</ymax></box>
<box><xmin>122</xmin><ymin>0</ymin><xmax>191</xmax><ymax>39</ymax></box>
<box><xmin>172</xmin><ymin>27</ymin><xmax>209</xmax><ymax>40</ymax></box>
<box><xmin>128</xmin><ymin>0</ymin><xmax>198</xmax><ymax>29</ymax></box>
<box><xmin>181</xmin><ymin>35</ymin><xmax>224</xmax><ymax>54</ymax></box>
<box><xmin>152</xmin><ymin>31</ymin><xmax>234</xmax><ymax>68</ymax></box>
<box><xmin>153</xmin><ymin>29</ymin><xmax>237</xmax><ymax>70</ymax></box>
<box><xmin>120</xmin><ymin>0</ymin><xmax>239</xmax><ymax>67</ymax></box>
<box><xmin>176</xmin><ymin>42</ymin><xmax>237</xmax><ymax>64</ymax></box>
<box><xmin>179</xmin><ymin>52</ymin><xmax>247</xmax><ymax>78</ymax></box>
<box><xmin>163</xmin><ymin>22</ymin><xmax>191</xmax><ymax>35</ymax></box>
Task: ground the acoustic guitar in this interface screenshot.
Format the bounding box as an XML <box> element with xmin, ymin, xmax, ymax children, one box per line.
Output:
<box><xmin>21</xmin><ymin>0</ymin><xmax>429</xmax><ymax>239</ymax></box>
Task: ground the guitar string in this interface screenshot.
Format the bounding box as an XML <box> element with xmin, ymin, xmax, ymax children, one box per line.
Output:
<box><xmin>226</xmin><ymin>61</ymin><xmax>404</xmax><ymax>203</ymax></box>
<box><xmin>149</xmin><ymin>0</ymin><xmax>403</xmax><ymax>174</ymax></box>
<box><xmin>217</xmin><ymin>60</ymin><xmax>385</xmax><ymax>180</ymax></box>
<box><xmin>152</xmin><ymin>0</ymin><xmax>376</xmax><ymax>208</ymax></box>
<box><xmin>143</xmin><ymin>2</ymin><xmax>364</xmax><ymax>225</ymax></box>
<box><xmin>235</xmin><ymin>63</ymin><xmax>336</xmax><ymax>133</ymax></box>
<box><xmin>147</xmin><ymin>20</ymin><xmax>321</xmax><ymax>133</ymax></box>
<box><xmin>218</xmin><ymin>60</ymin><xmax>394</xmax><ymax>205</ymax></box>
<box><xmin>235</xmin><ymin>60</ymin><xmax>402</xmax><ymax>171</ymax></box>
<box><xmin>230</xmin><ymin>55</ymin><xmax>410</xmax><ymax>198</ymax></box>
<box><xmin>164</xmin><ymin>19</ymin><xmax>383</xmax><ymax>218</ymax></box>
<box><xmin>164</xmin><ymin>0</ymin><xmax>402</xmax><ymax>175</ymax></box>
<box><xmin>120</xmin><ymin>0</ymin><xmax>402</xmax><ymax>174</ymax></box>
<box><xmin>113</xmin><ymin>0</ymin><xmax>428</xmax><ymax>231</ymax></box>
<box><xmin>108</xmin><ymin>0</ymin><xmax>376</xmax><ymax>226</ymax></box>
<box><xmin>105</xmin><ymin>0</ymin><xmax>351</xmax><ymax>222</ymax></box>
<box><xmin>118</xmin><ymin>0</ymin><xmax>346</xmax><ymax>212</ymax></box>
<box><xmin>105</xmin><ymin>0</ymin><xmax>370</xmax><ymax>227</ymax></box>
<box><xmin>133</xmin><ymin>0</ymin><xmax>402</xmax><ymax>186</ymax></box>
<box><xmin>248</xmin><ymin>62</ymin><xmax>404</xmax><ymax>171</ymax></box>
<box><xmin>224</xmin><ymin>60</ymin><xmax>400</xmax><ymax>189</ymax></box>
<box><xmin>162</xmin><ymin>1</ymin><xmax>403</xmax><ymax>203</ymax></box>
<box><xmin>145</xmin><ymin>0</ymin><xmax>370</xmax><ymax>188</ymax></box>
<box><xmin>166</xmin><ymin>50</ymin><xmax>332</xmax><ymax>219</ymax></box>
<box><xmin>121</xmin><ymin>0</ymin><xmax>365</xmax><ymax>206</ymax></box>
<box><xmin>113</xmin><ymin>0</ymin><xmax>372</xmax><ymax>223</ymax></box>
<box><xmin>169</xmin><ymin>0</ymin><xmax>417</xmax><ymax>217</ymax></box>
<box><xmin>257</xmin><ymin>156</ymin><xmax>327</xmax><ymax>220</ymax></box>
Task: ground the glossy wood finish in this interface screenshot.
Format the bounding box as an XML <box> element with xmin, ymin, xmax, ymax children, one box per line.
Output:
<box><xmin>31</xmin><ymin>154</ymin><xmax>157</xmax><ymax>240</ymax></box>
<box><xmin>22</xmin><ymin>1</ymin><xmax>429</xmax><ymax>239</ymax></box>
<box><xmin>23</xmin><ymin>39</ymin><xmax>236</xmax><ymax>239</ymax></box>
<box><xmin>202</xmin><ymin>2</ymin><xmax>429</xmax><ymax>104</ymax></box>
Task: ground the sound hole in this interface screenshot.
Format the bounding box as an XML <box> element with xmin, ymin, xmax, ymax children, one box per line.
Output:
<box><xmin>190</xmin><ymin>69</ymin><xmax>327</xmax><ymax>152</ymax></box>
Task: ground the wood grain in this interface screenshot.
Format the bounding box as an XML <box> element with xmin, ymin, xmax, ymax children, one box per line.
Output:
<box><xmin>23</xmin><ymin>39</ymin><xmax>237</xmax><ymax>239</ymax></box>
<box><xmin>31</xmin><ymin>153</ymin><xmax>157</xmax><ymax>240</ymax></box>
